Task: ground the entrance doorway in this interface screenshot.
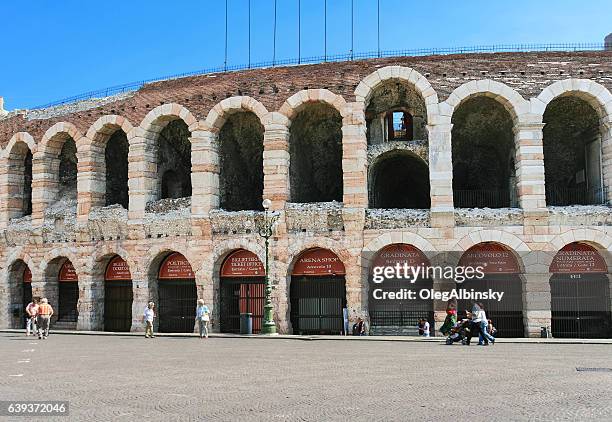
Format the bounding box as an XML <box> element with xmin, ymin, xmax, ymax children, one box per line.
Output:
<box><xmin>458</xmin><ymin>243</ymin><xmax>525</xmax><ymax>337</ymax></box>
<box><xmin>158</xmin><ymin>253</ymin><xmax>196</xmax><ymax>333</ymax></box>
<box><xmin>58</xmin><ymin>260</ymin><xmax>79</xmax><ymax>323</ymax></box>
<box><xmin>104</xmin><ymin>255</ymin><xmax>133</xmax><ymax>332</ymax></box>
<box><xmin>219</xmin><ymin>249</ymin><xmax>265</xmax><ymax>333</ymax></box>
<box><xmin>550</xmin><ymin>243</ymin><xmax>611</xmax><ymax>338</ymax></box>
<box><xmin>368</xmin><ymin>244</ymin><xmax>433</xmax><ymax>335</ymax></box>
<box><xmin>290</xmin><ymin>248</ymin><xmax>347</xmax><ymax>335</ymax></box>
<box><xmin>23</xmin><ymin>266</ymin><xmax>32</xmax><ymax>314</ymax></box>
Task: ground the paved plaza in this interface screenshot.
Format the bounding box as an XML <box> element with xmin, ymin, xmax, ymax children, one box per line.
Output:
<box><xmin>0</xmin><ymin>333</ymin><xmax>611</xmax><ymax>421</ymax></box>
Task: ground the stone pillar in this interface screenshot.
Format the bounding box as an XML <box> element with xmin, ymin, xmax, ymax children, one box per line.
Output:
<box><xmin>514</xmin><ymin>123</ymin><xmax>548</xmax><ymax>214</ymax></box>
<box><xmin>0</xmin><ymin>156</ymin><xmax>13</xmax><ymax>229</ymax></box>
<box><xmin>342</xmin><ymin>102</ymin><xmax>368</xmax><ymax>208</ymax></box>
<box><xmin>127</xmin><ymin>127</ymin><xmax>158</xmax><ymax>220</ymax></box>
<box><xmin>76</xmin><ymin>140</ymin><xmax>105</xmax><ymax>221</ymax></box>
<box><xmin>131</xmin><ymin>275</ymin><xmax>151</xmax><ymax>332</ymax></box>
<box><xmin>427</xmin><ymin>123</ymin><xmax>455</xmax><ymax>228</ymax></box>
<box><xmin>77</xmin><ymin>276</ymin><xmax>104</xmax><ymax>331</ymax></box>
<box><xmin>601</xmin><ymin>120</ymin><xmax>612</xmax><ymax>204</ymax></box>
<box><xmin>31</xmin><ymin>153</ymin><xmax>58</xmax><ymax>226</ymax></box>
<box><xmin>522</xmin><ymin>257</ymin><xmax>552</xmax><ymax>337</ymax></box>
<box><xmin>191</xmin><ymin>128</ymin><xmax>220</xmax><ymax>217</ymax></box>
<box><xmin>263</xmin><ymin>112</ymin><xmax>290</xmax><ymax>210</ymax></box>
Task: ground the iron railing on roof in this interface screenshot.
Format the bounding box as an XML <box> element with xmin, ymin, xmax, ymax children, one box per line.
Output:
<box><xmin>31</xmin><ymin>42</ymin><xmax>606</xmax><ymax>109</ymax></box>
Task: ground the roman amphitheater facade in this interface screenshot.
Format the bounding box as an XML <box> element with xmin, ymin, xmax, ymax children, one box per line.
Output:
<box><xmin>0</xmin><ymin>51</ymin><xmax>610</xmax><ymax>337</ymax></box>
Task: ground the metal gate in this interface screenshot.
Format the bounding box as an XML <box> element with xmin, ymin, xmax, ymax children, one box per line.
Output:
<box><xmin>220</xmin><ymin>279</ymin><xmax>265</xmax><ymax>334</ymax></box>
<box><xmin>158</xmin><ymin>279</ymin><xmax>196</xmax><ymax>333</ymax></box>
<box><xmin>58</xmin><ymin>281</ymin><xmax>79</xmax><ymax>322</ymax></box>
<box><xmin>290</xmin><ymin>277</ymin><xmax>346</xmax><ymax>335</ymax></box>
<box><xmin>550</xmin><ymin>274</ymin><xmax>612</xmax><ymax>338</ymax></box>
<box><xmin>458</xmin><ymin>275</ymin><xmax>524</xmax><ymax>337</ymax></box>
<box><xmin>369</xmin><ymin>277</ymin><xmax>434</xmax><ymax>335</ymax></box>
<box><xmin>104</xmin><ymin>281</ymin><xmax>133</xmax><ymax>332</ymax></box>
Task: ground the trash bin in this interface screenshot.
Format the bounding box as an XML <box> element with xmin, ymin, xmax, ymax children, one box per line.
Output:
<box><xmin>240</xmin><ymin>313</ymin><xmax>253</xmax><ymax>335</ymax></box>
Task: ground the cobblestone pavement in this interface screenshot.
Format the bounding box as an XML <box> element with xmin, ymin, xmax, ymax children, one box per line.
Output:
<box><xmin>1</xmin><ymin>333</ymin><xmax>611</xmax><ymax>421</ymax></box>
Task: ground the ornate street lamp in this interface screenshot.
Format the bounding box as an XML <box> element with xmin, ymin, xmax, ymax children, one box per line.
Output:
<box><xmin>258</xmin><ymin>198</ymin><xmax>279</xmax><ymax>335</ymax></box>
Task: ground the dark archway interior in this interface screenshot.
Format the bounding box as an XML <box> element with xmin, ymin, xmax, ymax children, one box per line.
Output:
<box><xmin>366</xmin><ymin>80</ymin><xmax>427</xmax><ymax>145</ymax></box>
<box><xmin>543</xmin><ymin>96</ymin><xmax>602</xmax><ymax>205</ymax></box>
<box><xmin>370</xmin><ymin>151</ymin><xmax>430</xmax><ymax>209</ymax></box>
<box><xmin>219</xmin><ymin>112</ymin><xmax>264</xmax><ymax>211</ymax></box>
<box><xmin>23</xmin><ymin>150</ymin><xmax>32</xmax><ymax>216</ymax></box>
<box><xmin>158</xmin><ymin>120</ymin><xmax>192</xmax><ymax>199</ymax></box>
<box><xmin>289</xmin><ymin>103</ymin><xmax>343</xmax><ymax>203</ymax></box>
<box><xmin>105</xmin><ymin>130</ymin><xmax>129</xmax><ymax>208</ymax></box>
<box><xmin>58</xmin><ymin>138</ymin><xmax>77</xmax><ymax>200</ymax></box>
<box><xmin>452</xmin><ymin>96</ymin><xmax>515</xmax><ymax>208</ymax></box>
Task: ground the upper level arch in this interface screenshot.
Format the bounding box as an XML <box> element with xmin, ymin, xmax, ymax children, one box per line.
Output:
<box><xmin>205</xmin><ymin>96</ymin><xmax>269</xmax><ymax>132</ymax></box>
<box><xmin>278</xmin><ymin>89</ymin><xmax>348</xmax><ymax>123</ymax></box>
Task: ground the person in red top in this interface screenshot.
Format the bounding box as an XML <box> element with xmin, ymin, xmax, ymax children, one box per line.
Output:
<box><xmin>36</xmin><ymin>298</ymin><xmax>54</xmax><ymax>339</ymax></box>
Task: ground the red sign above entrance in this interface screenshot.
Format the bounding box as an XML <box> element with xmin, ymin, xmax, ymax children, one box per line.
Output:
<box><xmin>23</xmin><ymin>267</ymin><xmax>32</xmax><ymax>283</ymax></box>
<box><xmin>373</xmin><ymin>244</ymin><xmax>430</xmax><ymax>270</ymax></box>
<box><xmin>105</xmin><ymin>255</ymin><xmax>132</xmax><ymax>281</ymax></box>
<box><xmin>221</xmin><ymin>249</ymin><xmax>265</xmax><ymax>278</ymax></box>
<box><xmin>159</xmin><ymin>252</ymin><xmax>195</xmax><ymax>280</ymax></box>
<box><xmin>459</xmin><ymin>243</ymin><xmax>520</xmax><ymax>274</ymax></box>
<box><xmin>59</xmin><ymin>260</ymin><xmax>78</xmax><ymax>282</ymax></box>
<box><xmin>292</xmin><ymin>248</ymin><xmax>346</xmax><ymax>276</ymax></box>
<box><xmin>550</xmin><ymin>243</ymin><xmax>607</xmax><ymax>274</ymax></box>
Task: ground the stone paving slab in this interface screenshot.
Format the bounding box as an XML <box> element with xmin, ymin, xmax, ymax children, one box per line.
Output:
<box><xmin>1</xmin><ymin>333</ymin><xmax>611</xmax><ymax>421</ymax></box>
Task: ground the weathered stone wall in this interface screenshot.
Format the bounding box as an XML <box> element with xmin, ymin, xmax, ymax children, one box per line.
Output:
<box><xmin>0</xmin><ymin>51</ymin><xmax>611</xmax><ymax>338</ymax></box>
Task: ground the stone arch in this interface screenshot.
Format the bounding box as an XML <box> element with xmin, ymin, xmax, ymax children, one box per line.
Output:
<box><xmin>362</xmin><ymin>231</ymin><xmax>436</xmax><ymax>258</ymax></box>
<box><xmin>0</xmin><ymin>132</ymin><xmax>36</xmax><ymax>223</ymax></box>
<box><xmin>354</xmin><ymin>66</ymin><xmax>439</xmax><ymax>121</ymax></box>
<box><xmin>535</xmin><ymin>80</ymin><xmax>612</xmax><ymax>206</ymax></box>
<box><xmin>33</xmin><ymin>122</ymin><xmax>83</xmax><ymax>222</ymax></box>
<box><xmin>40</xmin><ymin>247</ymin><xmax>82</xmax><ymax>276</ymax></box>
<box><xmin>453</xmin><ymin>229</ymin><xmax>531</xmax><ymax>253</ymax></box>
<box><xmin>39</xmin><ymin>247</ymin><xmax>81</xmax><ymax>325</ymax></box>
<box><xmin>143</xmin><ymin>243</ymin><xmax>198</xmax><ymax>280</ymax></box>
<box><xmin>88</xmin><ymin>244</ymin><xmax>136</xmax><ymax>278</ymax></box>
<box><xmin>546</xmin><ymin>230</ymin><xmax>612</xmax><ymax>270</ymax></box>
<box><xmin>279</xmin><ymin>89</ymin><xmax>348</xmax><ymax>123</ymax></box>
<box><xmin>441</xmin><ymin>80</ymin><xmax>529</xmax><ymax>125</ymax></box>
<box><xmin>204</xmin><ymin>96</ymin><xmax>269</xmax><ymax>131</ymax></box>
<box><xmin>79</xmin><ymin>115</ymin><xmax>134</xmax><ymax>213</ymax></box>
<box><xmin>139</xmin><ymin>103</ymin><xmax>199</xmax><ymax>134</ymax></box>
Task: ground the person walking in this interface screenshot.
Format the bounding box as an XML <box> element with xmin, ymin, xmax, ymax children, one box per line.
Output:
<box><xmin>476</xmin><ymin>303</ymin><xmax>496</xmax><ymax>346</ymax></box>
<box><xmin>25</xmin><ymin>297</ymin><xmax>39</xmax><ymax>336</ymax></box>
<box><xmin>36</xmin><ymin>298</ymin><xmax>54</xmax><ymax>340</ymax></box>
<box><xmin>195</xmin><ymin>299</ymin><xmax>210</xmax><ymax>339</ymax></box>
<box><xmin>464</xmin><ymin>303</ymin><xmax>484</xmax><ymax>345</ymax></box>
<box><xmin>143</xmin><ymin>302</ymin><xmax>155</xmax><ymax>339</ymax></box>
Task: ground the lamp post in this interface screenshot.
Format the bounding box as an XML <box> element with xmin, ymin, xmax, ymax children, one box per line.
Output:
<box><xmin>258</xmin><ymin>198</ymin><xmax>278</xmax><ymax>335</ymax></box>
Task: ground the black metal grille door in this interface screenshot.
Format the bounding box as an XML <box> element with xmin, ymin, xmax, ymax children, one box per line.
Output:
<box><xmin>158</xmin><ymin>280</ymin><xmax>196</xmax><ymax>333</ymax></box>
<box><xmin>220</xmin><ymin>279</ymin><xmax>265</xmax><ymax>334</ymax></box>
<box><xmin>58</xmin><ymin>281</ymin><xmax>79</xmax><ymax>322</ymax></box>
<box><xmin>458</xmin><ymin>275</ymin><xmax>524</xmax><ymax>337</ymax></box>
<box><xmin>550</xmin><ymin>274</ymin><xmax>612</xmax><ymax>338</ymax></box>
<box><xmin>104</xmin><ymin>281</ymin><xmax>133</xmax><ymax>332</ymax></box>
<box><xmin>290</xmin><ymin>277</ymin><xmax>346</xmax><ymax>335</ymax></box>
<box><xmin>369</xmin><ymin>277</ymin><xmax>434</xmax><ymax>335</ymax></box>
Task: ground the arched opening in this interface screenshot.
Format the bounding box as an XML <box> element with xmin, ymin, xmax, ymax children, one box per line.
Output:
<box><xmin>290</xmin><ymin>248</ymin><xmax>346</xmax><ymax>335</ymax></box>
<box><xmin>219</xmin><ymin>249</ymin><xmax>265</xmax><ymax>333</ymax></box>
<box><xmin>289</xmin><ymin>103</ymin><xmax>343</xmax><ymax>203</ymax></box>
<box><xmin>157</xmin><ymin>252</ymin><xmax>196</xmax><ymax>333</ymax></box>
<box><xmin>157</xmin><ymin>120</ymin><xmax>192</xmax><ymax>200</ymax></box>
<box><xmin>5</xmin><ymin>143</ymin><xmax>32</xmax><ymax>220</ymax></box>
<box><xmin>219</xmin><ymin>112</ymin><xmax>264</xmax><ymax>211</ymax></box>
<box><xmin>57</xmin><ymin>260</ymin><xmax>79</xmax><ymax>327</ymax></box>
<box><xmin>368</xmin><ymin>244</ymin><xmax>433</xmax><ymax>335</ymax></box>
<box><xmin>369</xmin><ymin>151</ymin><xmax>430</xmax><ymax>209</ymax></box>
<box><xmin>58</xmin><ymin>138</ymin><xmax>78</xmax><ymax>203</ymax></box>
<box><xmin>549</xmin><ymin>242</ymin><xmax>611</xmax><ymax>338</ymax></box>
<box><xmin>452</xmin><ymin>97</ymin><xmax>517</xmax><ymax>208</ymax></box>
<box><xmin>105</xmin><ymin>130</ymin><xmax>129</xmax><ymax>208</ymax></box>
<box><xmin>104</xmin><ymin>255</ymin><xmax>133</xmax><ymax>332</ymax></box>
<box><xmin>543</xmin><ymin>96</ymin><xmax>605</xmax><ymax>205</ymax></box>
<box><xmin>366</xmin><ymin>80</ymin><xmax>427</xmax><ymax>145</ymax></box>
<box><xmin>6</xmin><ymin>260</ymin><xmax>31</xmax><ymax>328</ymax></box>
<box><xmin>458</xmin><ymin>242</ymin><xmax>524</xmax><ymax>337</ymax></box>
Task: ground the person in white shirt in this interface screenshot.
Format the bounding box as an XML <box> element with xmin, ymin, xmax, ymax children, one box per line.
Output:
<box><xmin>25</xmin><ymin>298</ymin><xmax>39</xmax><ymax>336</ymax></box>
<box><xmin>143</xmin><ymin>302</ymin><xmax>155</xmax><ymax>339</ymax></box>
<box><xmin>417</xmin><ymin>318</ymin><xmax>430</xmax><ymax>337</ymax></box>
<box><xmin>476</xmin><ymin>303</ymin><xmax>495</xmax><ymax>345</ymax></box>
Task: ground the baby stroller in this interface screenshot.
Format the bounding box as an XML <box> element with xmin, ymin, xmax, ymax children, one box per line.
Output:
<box><xmin>445</xmin><ymin>319</ymin><xmax>472</xmax><ymax>345</ymax></box>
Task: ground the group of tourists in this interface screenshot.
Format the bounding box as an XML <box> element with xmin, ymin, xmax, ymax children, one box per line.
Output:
<box><xmin>23</xmin><ymin>297</ymin><xmax>54</xmax><ymax>339</ymax></box>
<box><xmin>440</xmin><ymin>299</ymin><xmax>497</xmax><ymax>345</ymax></box>
<box><xmin>142</xmin><ymin>299</ymin><xmax>211</xmax><ymax>339</ymax></box>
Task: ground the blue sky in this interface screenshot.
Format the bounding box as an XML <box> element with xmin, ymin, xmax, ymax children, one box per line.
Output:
<box><xmin>2</xmin><ymin>0</ymin><xmax>610</xmax><ymax>109</ymax></box>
